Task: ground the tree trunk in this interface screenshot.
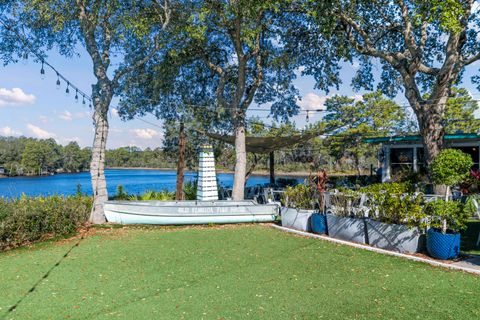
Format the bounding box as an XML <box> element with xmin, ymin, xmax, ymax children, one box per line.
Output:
<box><xmin>176</xmin><ymin>122</ymin><xmax>186</xmax><ymax>200</ymax></box>
<box><xmin>416</xmin><ymin>103</ymin><xmax>446</xmax><ymax>194</ymax></box>
<box><xmin>90</xmin><ymin>107</ymin><xmax>109</xmax><ymax>224</ymax></box>
<box><xmin>418</xmin><ymin>106</ymin><xmax>445</xmax><ymax>168</ymax></box>
<box><xmin>232</xmin><ymin>123</ymin><xmax>247</xmax><ymax>200</ymax></box>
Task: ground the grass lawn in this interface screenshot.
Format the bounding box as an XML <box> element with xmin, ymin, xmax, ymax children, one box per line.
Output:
<box><xmin>1</xmin><ymin>225</ymin><xmax>479</xmax><ymax>320</ymax></box>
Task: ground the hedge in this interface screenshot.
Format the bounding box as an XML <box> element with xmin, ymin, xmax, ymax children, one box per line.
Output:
<box><xmin>0</xmin><ymin>195</ymin><xmax>92</xmax><ymax>251</ymax></box>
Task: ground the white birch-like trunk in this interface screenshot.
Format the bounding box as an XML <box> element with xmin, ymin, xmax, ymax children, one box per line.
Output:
<box><xmin>232</xmin><ymin>124</ymin><xmax>247</xmax><ymax>200</ymax></box>
<box><xmin>89</xmin><ymin>107</ymin><xmax>109</xmax><ymax>224</ymax></box>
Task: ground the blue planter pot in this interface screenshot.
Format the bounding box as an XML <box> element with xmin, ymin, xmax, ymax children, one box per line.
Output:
<box><xmin>310</xmin><ymin>213</ymin><xmax>327</xmax><ymax>234</ymax></box>
<box><xmin>426</xmin><ymin>228</ymin><xmax>461</xmax><ymax>260</ymax></box>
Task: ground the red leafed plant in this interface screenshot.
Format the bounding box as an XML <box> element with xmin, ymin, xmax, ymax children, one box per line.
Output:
<box><xmin>471</xmin><ymin>169</ymin><xmax>480</xmax><ymax>181</ymax></box>
<box><xmin>460</xmin><ymin>169</ymin><xmax>480</xmax><ymax>194</ymax></box>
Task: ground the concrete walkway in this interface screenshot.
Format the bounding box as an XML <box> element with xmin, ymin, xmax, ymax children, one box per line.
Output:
<box><xmin>270</xmin><ymin>224</ymin><xmax>480</xmax><ymax>275</ymax></box>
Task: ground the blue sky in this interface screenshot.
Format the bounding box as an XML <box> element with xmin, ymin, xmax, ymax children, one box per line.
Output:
<box><xmin>1</xmin><ymin>47</ymin><xmax>480</xmax><ymax>149</ymax></box>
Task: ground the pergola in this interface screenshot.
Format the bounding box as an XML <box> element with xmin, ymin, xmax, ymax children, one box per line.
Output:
<box><xmin>202</xmin><ymin>131</ymin><xmax>321</xmax><ymax>184</ymax></box>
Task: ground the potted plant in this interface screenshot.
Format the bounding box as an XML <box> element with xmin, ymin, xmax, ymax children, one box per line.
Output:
<box><xmin>426</xmin><ymin>149</ymin><xmax>473</xmax><ymax>259</ymax></box>
<box><xmin>326</xmin><ymin>190</ymin><xmax>368</xmax><ymax>244</ymax></box>
<box><xmin>424</xmin><ymin>199</ymin><xmax>471</xmax><ymax>259</ymax></box>
<box><xmin>281</xmin><ymin>184</ymin><xmax>316</xmax><ymax>232</ymax></box>
<box><xmin>362</xmin><ymin>183</ymin><xmax>427</xmax><ymax>253</ymax></box>
<box><xmin>310</xmin><ymin>169</ymin><xmax>328</xmax><ymax>234</ymax></box>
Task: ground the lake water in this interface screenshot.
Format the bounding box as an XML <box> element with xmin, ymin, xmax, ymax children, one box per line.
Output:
<box><xmin>0</xmin><ymin>169</ymin><xmax>302</xmax><ymax>198</ymax></box>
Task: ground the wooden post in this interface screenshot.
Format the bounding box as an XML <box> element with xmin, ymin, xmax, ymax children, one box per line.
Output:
<box><xmin>269</xmin><ymin>151</ymin><xmax>275</xmax><ymax>185</ymax></box>
<box><xmin>175</xmin><ymin>122</ymin><xmax>186</xmax><ymax>200</ymax></box>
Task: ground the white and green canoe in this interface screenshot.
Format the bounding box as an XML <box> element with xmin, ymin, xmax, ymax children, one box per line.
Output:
<box><xmin>104</xmin><ymin>200</ymin><xmax>279</xmax><ymax>225</ymax></box>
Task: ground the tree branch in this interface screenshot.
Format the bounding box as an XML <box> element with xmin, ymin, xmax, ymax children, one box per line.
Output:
<box><xmin>112</xmin><ymin>0</ymin><xmax>171</xmax><ymax>86</ymax></box>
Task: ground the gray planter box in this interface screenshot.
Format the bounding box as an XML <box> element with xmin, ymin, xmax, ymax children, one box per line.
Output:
<box><xmin>326</xmin><ymin>214</ymin><xmax>367</xmax><ymax>244</ymax></box>
<box><xmin>281</xmin><ymin>208</ymin><xmax>314</xmax><ymax>232</ymax></box>
<box><xmin>366</xmin><ymin>219</ymin><xmax>426</xmax><ymax>253</ymax></box>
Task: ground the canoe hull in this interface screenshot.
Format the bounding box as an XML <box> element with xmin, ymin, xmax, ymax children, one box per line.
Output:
<box><xmin>104</xmin><ymin>200</ymin><xmax>279</xmax><ymax>225</ymax></box>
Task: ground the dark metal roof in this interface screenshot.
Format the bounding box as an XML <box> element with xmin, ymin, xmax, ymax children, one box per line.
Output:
<box><xmin>364</xmin><ymin>133</ymin><xmax>480</xmax><ymax>144</ymax></box>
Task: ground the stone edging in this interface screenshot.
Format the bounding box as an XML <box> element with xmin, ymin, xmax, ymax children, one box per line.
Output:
<box><xmin>270</xmin><ymin>224</ymin><xmax>480</xmax><ymax>276</ymax></box>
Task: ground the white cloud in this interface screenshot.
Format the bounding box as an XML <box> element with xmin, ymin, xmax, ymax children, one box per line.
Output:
<box><xmin>130</xmin><ymin>128</ymin><xmax>160</xmax><ymax>139</ymax></box>
<box><xmin>111</xmin><ymin>108</ymin><xmax>119</xmax><ymax>117</ymax></box>
<box><xmin>0</xmin><ymin>126</ymin><xmax>22</xmax><ymax>136</ymax></box>
<box><xmin>352</xmin><ymin>94</ymin><xmax>364</xmax><ymax>102</ymax></box>
<box><xmin>58</xmin><ymin>111</ymin><xmax>90</xmax><ymax>121</ymax></box>
<box><xmin>59</xmin><ymin>111</ymin><xmax>73</xmax><ymax>121</ymax></box>
<box><xmin>75</xmin><ymin>112</ymin><xmax>89</xmax><ymax>119</ymax></box>
<box><xmin>59</xmin><ymin>137</ymin><xmax>82</xmax><ymax>145</ymax></box>
<box><xmin>297</xmin><ymin>92</ymin><xmax>328</xmax><ymax>111</ymax></box>
<box><xmin>39</xmin><ymin>115</ymin><xmax>51</xmax><ymax>123</ymax></box>
<box><xmin>27</xmin><ymin>124</ymin><xmax>56</xmax><ymax>139</ymax></box>
<box><xmin>0</xmin><ymin>87</ymin><xmax>35</xmax><ymax>107</ymax></box>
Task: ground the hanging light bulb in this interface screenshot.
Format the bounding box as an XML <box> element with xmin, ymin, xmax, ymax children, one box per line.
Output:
<box><xmin>22</xmin><ymin>52</ymin><xmax>28</xmax><ymax>65</ymax></box>
<box><xmin>306</xmin><ymin>111</ymin><xmax>310</xmax><ymax>122</ymax></box>
<box><xmin>65</xmin><ymin>82</ymin><xmax>70</xmax><ymax>96</ymax></box>
<box><xmin>82</xmin><ymin>96</ymin><xmax>86</xmax><ymax>105</ymax></box>
<box><xmin>56</xmin><ymin>73</ymin><xmax>61</xmax><ymax>90</ymax></box>
<box><xmin>40</xmin><ymin>62</ymin><xmax>45</xmax><ymax>80</ymax></box>
<box><xmin>74</xmin><ymin>90</ymin><xmax>79</xmax><ymax>103</ymax></box>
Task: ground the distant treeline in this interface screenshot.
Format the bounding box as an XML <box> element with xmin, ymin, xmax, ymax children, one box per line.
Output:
<box><xmin>0</xmin><ymin>137</ymin><xmax>176</xmax><ymax>176</ymax></box>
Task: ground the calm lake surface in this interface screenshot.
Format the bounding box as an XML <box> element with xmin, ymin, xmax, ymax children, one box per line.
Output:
<box><xmin>0</xmin><ymin>169</ymin><xmax>302</xmax><ymax>198</ymax></box>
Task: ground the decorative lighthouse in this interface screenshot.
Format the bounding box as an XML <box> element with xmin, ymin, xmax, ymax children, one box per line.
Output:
<box><xmin>197</xmin><ymin>144</ymin><xmax>218</xmax><ymax>201</ymax></box>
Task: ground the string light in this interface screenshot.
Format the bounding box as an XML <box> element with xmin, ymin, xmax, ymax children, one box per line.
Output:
<box><xmin>65</xmin><ymin>82</ymin><xmax>70</xmax><ymax>96</ymax></box>
<box><xmin>56</xmin><ymin>72</ymin><xmax>61</xmax><ymax>89</ymax></box>
<box><xmin>22</xmin><ymin>52</ymin><xmax>28</xmax><ymax>65</ymax></box>
<box><xmin>40</xmin><ymin>61</ymin><xmax>45</xmax><ymax>80</ymax></box>
<box><xmin>306</xmin><ymin>111</ymin><xmax>310</xmax><ymax>122</ymax></box>
<box><xmin>75</xmin><ymin>89</ymin><xmax>79</xmax><ymax>103</ymax></box>
<box><xmin>82</xmin><ymin>96</ymin><xmax>86</xmax><ymax>105</ymax></box>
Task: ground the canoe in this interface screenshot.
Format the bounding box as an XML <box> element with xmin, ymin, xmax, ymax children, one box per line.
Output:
<box><xmin>104</xmin><ymin>200</ymin><xmax>279</xmax><ymax>225</ymax></box>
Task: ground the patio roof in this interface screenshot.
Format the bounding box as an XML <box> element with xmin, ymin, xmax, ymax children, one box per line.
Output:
<box><xmin>202</xmin><ymin>131</ymin><xmax>319</xmax><ymax>154</ymax></box>
<box><xmin>364</xmin><ymin>133</ymin><xmax>480</xmax><ymax>144</ymax></box>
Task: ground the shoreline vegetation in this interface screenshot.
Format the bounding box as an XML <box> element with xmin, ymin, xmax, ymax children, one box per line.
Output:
<box><xmin>1</xmin><ymin>165</ymin><xmax>372</xmax><ymax>179</ymax></box>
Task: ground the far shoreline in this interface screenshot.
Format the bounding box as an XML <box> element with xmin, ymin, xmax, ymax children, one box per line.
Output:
<box><xmin>1</xmin><ymin>167</ymin><xmax>363</xmax><ymax>180</ymax></box>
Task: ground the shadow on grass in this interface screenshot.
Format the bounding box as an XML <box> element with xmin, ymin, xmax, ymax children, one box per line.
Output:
<box><xmin>0</xmin><ymin>231</ymin><xmax>87</xmax><ymax>320</ymax></box>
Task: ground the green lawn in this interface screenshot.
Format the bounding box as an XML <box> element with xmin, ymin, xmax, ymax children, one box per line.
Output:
<box><xmin>0</xmin><ymin>225</ymin><xmax>479</xmax><ymax>320</ymax></box>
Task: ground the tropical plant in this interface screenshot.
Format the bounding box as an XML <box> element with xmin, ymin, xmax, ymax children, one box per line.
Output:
<box><xmin>130</xmin><ymin>190</ymin><xmax>175</xmax><ymax>201</ymax></box>
<box><xmin>360</xmin><ymin>183</ymin><xmax>424</xmax><ymax>227</ymax></box>
<box><xmin>282</xmin><ymin>184</ymin><xmax>316</xmax><ymax>210</ymax></box>
<box><xmin>183</xmin><ymin>180</ymin><xmax>197</xmax><ymax>201</ymax></box>
<box><xmin>112</xmin><ymin>185</ymin><xmax>129</xmax><ymax>200</ymax></box>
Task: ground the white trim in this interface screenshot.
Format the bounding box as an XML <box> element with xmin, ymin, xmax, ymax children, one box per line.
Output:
<box><xmin>270</xmin><ymin>224</ymin><xmax>480</xmax><ymax>275</ymax></box>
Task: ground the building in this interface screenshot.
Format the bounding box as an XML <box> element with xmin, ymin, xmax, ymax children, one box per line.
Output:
<box><xmin>0</xmin><ymin>167</ymin><xmax>5</xmax><ymax>175</ymax></box>
<box><xmin>365</xmin><ymin>134</ymin><xmax>480</xmax><ymax>182</ymax></box>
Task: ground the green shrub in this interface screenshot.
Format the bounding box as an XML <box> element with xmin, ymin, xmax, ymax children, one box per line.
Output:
<box><xmin>183</xmin><ymin>180</ymin><xmax>197</xmax><ymax>200</ymax></box>
<box><xmin>329</xmin><ymin>183</ymin><xmax>424</xmax><ymax>227</ymax></box>
<box><xmin>360</xmin><ymin>183</ymin><xmax>424</xmax><ymax>227</ymax></box>
<box><xmin>424</xmin><ymin>199</ymin><xmax>471</xmax><ymax>233</ymax></box>
<box><xmin>0</xmin><ymin>195</ymin><xmax>92</xmax><ymax>251</ymax></box>
<box><xmin>112</xmin><ymin>185</ymin><xmax>129</xmax><ymax>200</ymax></box>
<box><xmin>430</xmin><ymin>149</ymin><xmax>473</xmax><ymax>187</ymax></box>
<box><xmin>131</xmin><ymin>190</ymin><xmax>175</xmax><ymax>201</ymax></box>
<box><xmin>282</xmin><ymin>184</ymin><xmax>316</xmax><ymax>209</ymax></box>
<box><xmin>360</xmin><ymin>182</ymin><xmax>413</xmax><ymax>195</ymax></box>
